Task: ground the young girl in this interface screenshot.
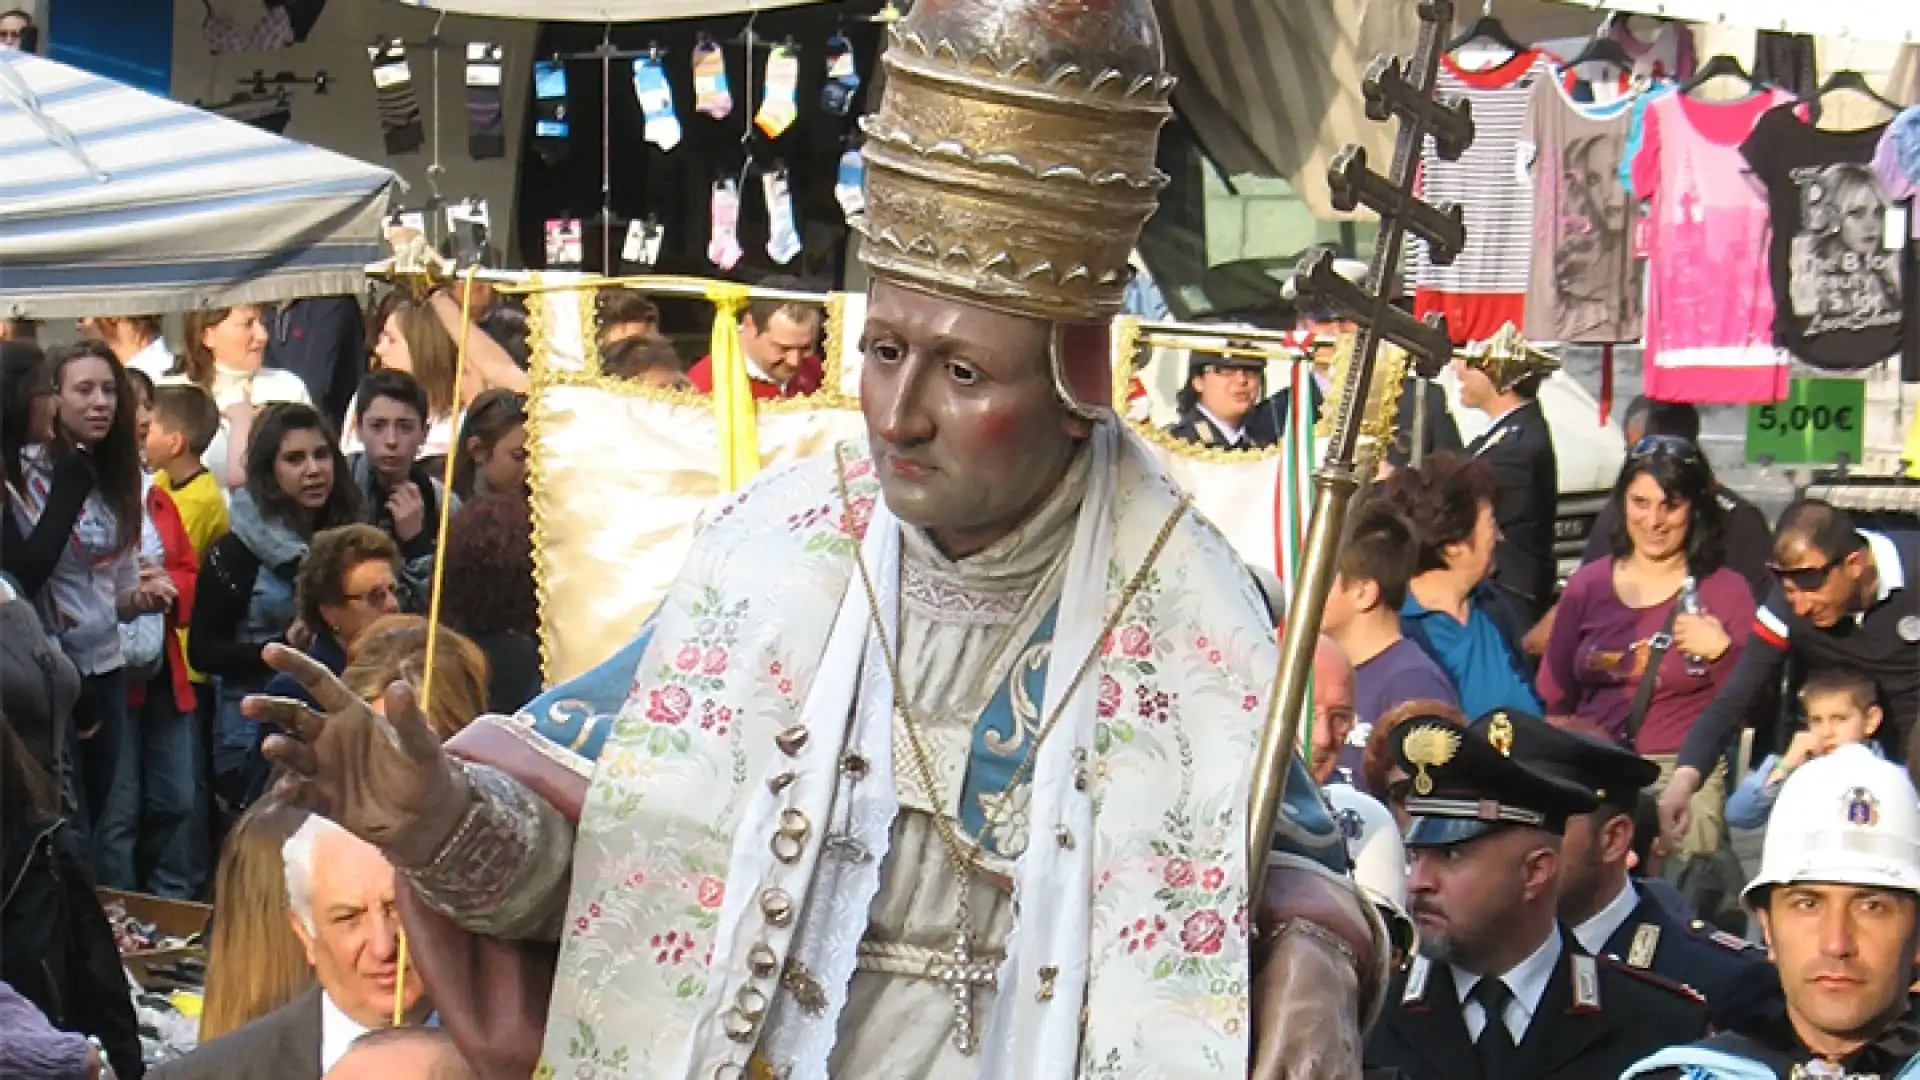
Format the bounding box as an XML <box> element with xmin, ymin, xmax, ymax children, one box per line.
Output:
<box><xmin>450</xmin><ymin>388</ymin><xmax>529</xmax><ymax>500</ymax></box>
<box><xmin>6</xmin><ymin>342</ymin><xmax>173</xmax><ymax>854</ymax></box>
<box><xmin>189</xmin><ymin>403</ymin><xmax>359</xmax><ymax>815</ymax></box>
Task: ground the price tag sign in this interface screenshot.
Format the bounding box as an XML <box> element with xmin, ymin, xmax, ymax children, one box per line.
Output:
<box><xmin>1745</xmin><ymin>378</ymin><xmax>1867</xmax><ymax>465</ymax></box>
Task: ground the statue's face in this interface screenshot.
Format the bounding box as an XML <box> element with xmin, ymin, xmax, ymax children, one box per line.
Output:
<box><xmin>859</xmin><ymin>278</ymin><xmax>1088</xmax><ymax>558</ymax></box>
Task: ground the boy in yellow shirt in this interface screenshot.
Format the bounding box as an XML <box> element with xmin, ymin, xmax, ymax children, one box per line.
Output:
<box><xmin>149</xmin><ymin>385</ymin><xmax>229</xmax><ymax>556</ymax></box>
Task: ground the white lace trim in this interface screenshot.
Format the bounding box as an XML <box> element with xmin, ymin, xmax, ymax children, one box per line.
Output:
<box><xmin>900</xmin><ymin>559</ymin><xmax>1027</xmax><ymax>624</ymax></box>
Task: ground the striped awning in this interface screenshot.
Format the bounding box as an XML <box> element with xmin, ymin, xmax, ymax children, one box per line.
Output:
<box><xmin>0</xmin><ymin>51</ymin><xmax>397</xmax><ymax>319</ymax></box>
<box><xmin>1157</xmin><ymin>0</ymin><xmax>1420</xmax><ymax>221</ymax></box>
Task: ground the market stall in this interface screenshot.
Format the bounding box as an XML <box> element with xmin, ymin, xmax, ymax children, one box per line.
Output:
<box><xmin>0</xmin><ymin>50</ymin><xmax>396</xmax><ymax>318</ymax></box>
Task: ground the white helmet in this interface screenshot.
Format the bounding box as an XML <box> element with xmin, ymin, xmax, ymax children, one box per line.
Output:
<box><xmin>1324</xmin><ymin>784</ymin><xmax>1416</xmax><ymax>952</ymax></box>
<box><xmin>1743</xmin><ymin>743</ymin><xmax>1920</xmax><ymax>908</ymax></box>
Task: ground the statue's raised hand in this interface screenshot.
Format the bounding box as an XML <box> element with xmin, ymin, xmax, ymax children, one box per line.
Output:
<box><xmin>245</xmin><ymin>644</ymin><xmax>469</xmax><ymax>868</ymax></box>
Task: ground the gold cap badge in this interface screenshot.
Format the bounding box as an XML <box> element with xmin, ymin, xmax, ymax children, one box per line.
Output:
<box><xmin>1403</xmin><ymin>724</ymin><xmax>1462</xmax><ymax>797</ymax></box>
<box><xmin>1486</xmin><ymin>712</ymin><xmax>1514</xmax><ymax>757</ymax></box>
<box><xmin>1461</xmin><ymin>322</ymin><xmax>1561</xmax><ymax>391</ymax></box>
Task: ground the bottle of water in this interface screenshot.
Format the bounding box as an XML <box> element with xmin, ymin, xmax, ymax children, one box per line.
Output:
<box><xmin>1677</xmin><ymin>576</ymin><xmax>1707</xmax><ymax>676</ymax></box>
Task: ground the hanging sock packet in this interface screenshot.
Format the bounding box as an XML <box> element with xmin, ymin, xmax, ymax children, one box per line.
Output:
<box><xmin>466</xmin><ymin>42</ymin><xmax>506</xmax><ymax>161</ymax></box>
<box><xmin>764</xmin><ymin>169</ymin><xmax>802</xmax><ymax>265</ymax></box>
<box><xmin>633</xmin><ymin>55</ymin><xmax>682</xmax><ymax>152</ymax></box>
<box><xmin>709</xmin><ymin>179</ymin><xmax>745</xmax><ymax>270</ymax></box>
<box><xmin>368</xmin><ymin>39</ymin><xmax>425</xmax><ymax>155</ymax></box>
<box><xmin>693</xmin><ymin>37</ymin><xmax>733</xmax><ymax>120</ymax></box>
<box><xmin>756</xmin><ymin>44</ymin><xmax>800</xmax><ymax>138</ymax></box>
<box><xmin>821</xmin><ymin>34</ymin><xmax>861</xmax><ymax>117</ymax></box>
<box><xmin>531</xmin><ymin>59</ymin><xmax>570</xmax><ymax>165</ymax></box>
<box><xmin>834</xmin><ymin>148</ymin><xmax>866</xmax><ymax>221</ymax></box>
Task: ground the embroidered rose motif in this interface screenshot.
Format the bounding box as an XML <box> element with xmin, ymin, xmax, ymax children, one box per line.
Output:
<box><xmin>700</xmin><ymin>647</ymin><xmax>729</xmax><ymax>675</ymax></box>
<box><xmin>1180</xmin><ymin>909</ymin><xmax>1226</xmax><ymax>955</ymax></box>
<box><xmin>1201</xmin><ymin>866</ymin><xmax>1225</xmax><ymax>890</ymax></box>
<box><xmin>1097</xmin><ymin>675</ymin><xmax>1122</xmax><ymax>719</ymax></box>
<box><xmin>1120</xmin><ymin>915</ymin><xmax>1168</xmax><ymax>953</ymax></box>
<box><xmin>1119</xmin><ymin>625</ymin><xmax>1151</xmax><ymax>658</ymax></box>
<box><xmin>647</xmin><ymin>686</ymin><xmax>692</xmax><ymax>724</ymax></box>
<box><xmin>674</xmin><ymin>645</ymin><xmax>701</xmax><ymax>672</ymax></box>
<box><xmin>841</xmin><ymin>494</ymin><xmax>875</xmax><ymax>539</ymax></box>
<box><xmin>842</xmin><ymin>456</ymin><xmax>875</xmax><ymax>481</ymax></box>
<box><xmin>696</xmin><ymin>876</ymin><xmax>725</xmax><ymax>909</ymax></box>
<box><xmin>1241</xmin><ymin>693</ymin><xmax>1258</xmax><ymax>712</ymax></box>
<box><xmin>1163</xmin><ymin>858</ymin><xmax>1196</xmax><ymax>888</ymax></box>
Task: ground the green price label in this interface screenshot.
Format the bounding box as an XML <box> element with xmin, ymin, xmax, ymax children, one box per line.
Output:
<box><xmin>1745</xmin><ymin>378</ymin><xmax>1867</xmax><ymax>466</ymax></box>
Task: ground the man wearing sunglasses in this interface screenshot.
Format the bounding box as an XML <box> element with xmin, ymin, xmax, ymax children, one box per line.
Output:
<box><xmin>1658</xmin><ymin>497</ymin><xmax>1920</xmax><ymax>846</ymax></box>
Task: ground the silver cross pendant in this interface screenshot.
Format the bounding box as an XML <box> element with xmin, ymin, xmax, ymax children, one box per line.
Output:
<box><xmin>928</xmin><ymin>928</ymin><xmax>998</xmax><ymax>1054</ymax></box>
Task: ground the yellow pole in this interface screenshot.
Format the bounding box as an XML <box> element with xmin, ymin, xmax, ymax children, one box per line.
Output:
<box><xmin>390</xmin><ymin>266</ymin><xmax>478</xmax><ymax>1027</ymax></box>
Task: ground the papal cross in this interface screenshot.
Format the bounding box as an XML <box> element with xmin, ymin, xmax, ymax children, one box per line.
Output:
<box><xmin>928</xmin><ymin>928</ymin><xmax>999</xmax><ymax>1054</ymax></box>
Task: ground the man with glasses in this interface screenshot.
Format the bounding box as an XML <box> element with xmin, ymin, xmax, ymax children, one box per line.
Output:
<box><xmin>1658</xmin><ymin>497</ymin><xmax>1920</xmax><ymax>846</ymax></box>
<box><xmin>0</xmin><ymin>9</ymin><xmax>35</xmax><ymax>51</ymax></box>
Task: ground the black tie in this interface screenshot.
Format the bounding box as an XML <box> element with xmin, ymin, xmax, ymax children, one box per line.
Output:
<box><xmin>1470</xmin><ymin>977</ymin><xmax>1518</xmax><ymax>1077</ymax></box>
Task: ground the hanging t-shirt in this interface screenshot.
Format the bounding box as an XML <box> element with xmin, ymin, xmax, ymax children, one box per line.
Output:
<box><xmin>1410</xmin><ymin>50</ymin><xmax>1551</xmax><ymax>344</ymax></box>
<box><xmin>1629</xmin><ymin>89</ymin><xmax>1793</xmax><ymax>403</ymax></box>
<box><xmin>1741</xmin><ymin>106</ymin><xmax>1901</xmax><ymax>371</ymax></box>
<box><xmin>1522</xmin><ymin>77</ymin><xmax>1644</xmax><ymax>343</ymax></box>
<box><xmin>1871</xmin><ymin>106</ymin><xmax>1920</xmax><ymax>381</ymax></box>
<box><xmin>1543</xmin><ymin>15</ymin><xmax>1694</xmax><ymax>105</ymax></box>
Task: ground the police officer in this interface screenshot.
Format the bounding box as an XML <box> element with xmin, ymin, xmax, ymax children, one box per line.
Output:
<box><xmin>1468</xmin><ymin>709</ymin><xmax>1784</xmax><ymax>1029</ymax></box>
<box><xmin>1623</xmin><ymin>744</ymin><xmax>1920</xmax><ymax>1078</ymax></box>
<box><xmin>1365</xmin><ymin>715</ymin><xmax>1707</xmax><ymax>1080</ymax></box>
<box><xmin>1457</xmin><ymin>323</ymin><xmax>1560</xmax><ymax>628</ymax></box>
<box><xmin>1165</xmin><ymin>350</ymin><xmax>1274</xmax><ymax>450</ymax></box>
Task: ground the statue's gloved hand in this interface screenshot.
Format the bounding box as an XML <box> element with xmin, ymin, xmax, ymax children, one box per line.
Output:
<box><xmin>1250</xmin><ymin>920</ymin><xmax>1364</xmax><ymax>1080</ymax></box>
<box><xmin>245</xmin><ymin>643</ymin><xmax>469</xmax><ymax>867</ymax></box>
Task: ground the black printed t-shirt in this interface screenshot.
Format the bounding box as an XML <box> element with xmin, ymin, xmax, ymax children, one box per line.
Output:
<box><xmin>1740</xmin><ymin>105</ymin><xmax>1902</xmax><ymax>371</ymax></box>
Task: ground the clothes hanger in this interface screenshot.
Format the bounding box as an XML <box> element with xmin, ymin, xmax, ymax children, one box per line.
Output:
<box><xmin>1676</xmin><ymin>54</ymin><xmax>1754</xmax><ymax>98</ymax></box>
<box><xmin>1806</xmin><ymin>69</ymin><xmax>1903</xmax><ymax>124</ymax></box>
<box><xmin>1562</xmin><ymin>14</ymin><xmax>1633</xmax><ymax>73</ymax></box>
<box><xmin>1446</xmin><ymin>0</ymin><xmax>1527</xmax><ymax>59</ymax></box>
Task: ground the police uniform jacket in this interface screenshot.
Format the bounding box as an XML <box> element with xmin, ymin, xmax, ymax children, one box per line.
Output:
<box><xmin>1467</xmin><ymin>398</ymin><xmax>1558</xmax><ymax>625</ymax></box>
<box><xmin>1166</xmin><ymin>409</ymin><xmax>1274</xmax><ymax>451</ymax></box>
<box><xmin>1364</xmin><ymin>926</ymin><xmax>1708</xmax><ymax>1080</ymax></box>
<box><xmin>1593</xmin><ymin>889</ymin><xmax>1783</xmax><ymax>1032</ymax></box>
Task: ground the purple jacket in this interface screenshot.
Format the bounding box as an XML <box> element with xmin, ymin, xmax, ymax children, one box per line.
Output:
<box><xmin>0</xmin><ymin>979</ymin><xmax>91</xmax><ymax>1079</ymax></box>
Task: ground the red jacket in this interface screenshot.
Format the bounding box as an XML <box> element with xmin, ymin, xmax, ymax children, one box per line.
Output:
<box><xmin>687</xmin><ymin>352</ymin><xmax>825</xmax><ymax>399</ymax></box>
<box><xmin>128</xmin><ymin>484</ymin><xmax>197</xmax><ymax>713</ymax></box>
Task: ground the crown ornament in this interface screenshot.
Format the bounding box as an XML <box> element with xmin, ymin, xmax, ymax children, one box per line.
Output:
<box><xmin>856</xmin><ymin>0</ymin><xmax>1175</xmax><ymax>324</ymax></box>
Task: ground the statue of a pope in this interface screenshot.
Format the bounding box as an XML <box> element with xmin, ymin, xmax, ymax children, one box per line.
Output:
<box><xmin>250</xmin><ymin>1</ymin><xmax>1390</xmax><ymax>1077</ymax></box>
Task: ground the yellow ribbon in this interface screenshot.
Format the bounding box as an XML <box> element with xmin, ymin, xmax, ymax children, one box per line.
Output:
<box><xmin>706</xmin><ymin>282</ymin><xmax>761</xmax><ymax>490</ymax></box>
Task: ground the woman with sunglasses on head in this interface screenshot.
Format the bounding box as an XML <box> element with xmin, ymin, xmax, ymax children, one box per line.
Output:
<box><xmin>1538</xmin><ymin>435</ymin><xmax>1754</xmax><ymax>866</ymax></box>
<box><xmin>189</xmin><ymin>404</ymin><xmax>360</xmax><ymax>815</ymax></box>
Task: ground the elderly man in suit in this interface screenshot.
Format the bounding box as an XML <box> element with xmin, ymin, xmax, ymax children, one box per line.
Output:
<box><xmin>154</xmin><ymin>817</ymin><xmax>431</xmax><ymax>1080</ymax></box>
<box><xmin>324</xmin><ymin>1026</ymin><xmax>473</xmax><ymax>1079</ymax></box>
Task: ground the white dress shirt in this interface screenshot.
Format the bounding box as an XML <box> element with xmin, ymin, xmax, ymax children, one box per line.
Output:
<box><xmin>319</xmin><ymin>992</ymin><xmax>371</xmax><ymax>1074</ymax></box>
<box><xmin>1573</xmin><ymin>880</ymin><xmax>1640</xmax><ymax>958</ymax></box>
<box><xmin>1452</xmin><ymin>929</ymin><xmax>1562</xmax><ymax>1045</ymax></box>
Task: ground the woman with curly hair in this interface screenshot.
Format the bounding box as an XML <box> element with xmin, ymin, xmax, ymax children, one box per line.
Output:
<box><xmin>438</xmin><ymin>493</ymin><xmax>541</xmax><ymax>711</ymax></box>
<box><xmin>1372</xmin><ymin>453</ymin><xmax>1540</xmax><ymax>718</ymax></box>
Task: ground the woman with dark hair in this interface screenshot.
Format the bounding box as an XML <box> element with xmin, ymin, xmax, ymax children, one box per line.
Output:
<box><xmin>449</xmin><ymin>388</ymin><xmax>528</xmax><ymax>501</ymax></box>
<box><xmin>1374</xmin><ymin>452</ymin><xmax>1540</xmax><ymax>718</ymax></box>
<box><xmin>440</xmin><ymin>493</ymin><xmax>541</xmax><ymax>711</ymax></box>
<box><xmin>178</xmin><ymin>305</ymin><xmax>312</xmax><ymax>492</ymax></box>
<box><xmin>2</xmin><ymin>340</ymin><xmax>94</xmax><ymax>597</ymax></box>
<box><xmin>7</xmin><ymin>342</ymin><xmax>175</xmax><ymax>853</ymax></box>
<box><xmin>0</xmin><ymin>717</ymin><xmax>146</xmax><ymax>1079</ymax></box>
<box><xmin>189</xmin><ymin>403</ymin><xmax>359</xmax><ymax>811</ymax></box>
<box><xmin>1165</xmin><ymin>352</ymin><xmax>1272</xmax><ymax>450</ymax></box>
<box><xmin>1538</xmin><ymin>435</ymin><xmax>1753</xmax><ymax>862</ymax></box>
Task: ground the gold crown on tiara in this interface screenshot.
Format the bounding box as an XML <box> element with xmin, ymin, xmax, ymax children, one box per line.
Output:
<box><xmin>855</xmin><ymin>0</ymin><xmax>1175</xmax><ymax>324</ymax></box>
<box><xmin>1460</xmin><ymin>322</ymin><xmax>1562</xmax><ymax>390</ymax></box>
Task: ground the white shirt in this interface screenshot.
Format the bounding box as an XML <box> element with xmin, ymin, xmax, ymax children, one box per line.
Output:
<box><xmin>124</xmin><ymin>337</ymin><xmax>175</xmax><ymax>382</ymax></box>
<box><xmin>1196</xmin><ymin>404</ymin><xmax>1246</xmax><ymax>446</ymax></box>
<box><xmin>319</xmin><ymin>992</ymin><xmax>370</xmax><ymax>1074</ymax></box>
<box><xmin>198</xmin><ymin>366</ymin><xmax>313</xmax><ymax>492</ymax></box>
<box><xmin>1573</xmin><ymin>880</ymin><xmax>1640</xmax><ymax>957</ymax></box>
<box><xmin>1452</xmin><ymin>928</ymin><xmax>1561</xmax><ymax>1045</ymax></box>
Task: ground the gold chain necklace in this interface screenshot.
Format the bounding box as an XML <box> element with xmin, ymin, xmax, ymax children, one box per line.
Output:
<box><xmin>832</xmin><ymin>448</ymin><xmax>1187</xmax><ymax>1053</ymax></box>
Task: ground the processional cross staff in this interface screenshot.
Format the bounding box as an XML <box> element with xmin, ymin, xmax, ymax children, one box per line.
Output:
<box><xmin>1246</xmin><ymin>0</ymin><xmax>1477</xmax><ymax>879</ymax></box>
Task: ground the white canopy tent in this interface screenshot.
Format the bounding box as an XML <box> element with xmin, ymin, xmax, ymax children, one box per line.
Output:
<box><xmin>0</xmin><ymin>50</ymin><xmax>398</xmax><ymax>319</ymax></box>
<box><xmin>1560</xmin><ymin>0</ymin><xmax>1920</xmax><ymax>46</ymax></box>
<box><xmin>385</xmin><ymin>0</ymin><xmax>823</xmax><ymax>19</ymax></box>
